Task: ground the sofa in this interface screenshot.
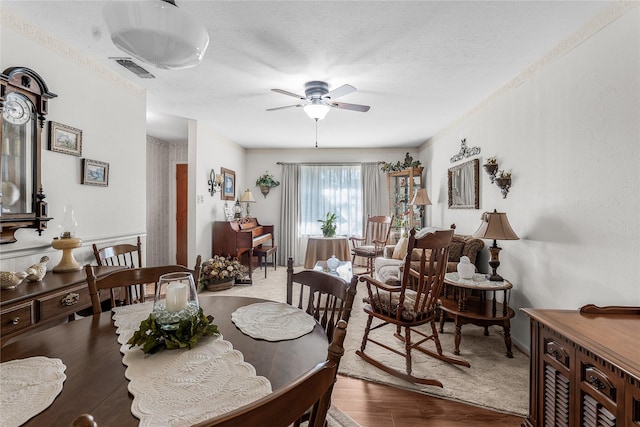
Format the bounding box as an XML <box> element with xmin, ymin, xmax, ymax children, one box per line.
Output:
<box><xmin>374</xmin><ymin>227</ymin><xmax>485</xmax><ymax>285</ymax></box>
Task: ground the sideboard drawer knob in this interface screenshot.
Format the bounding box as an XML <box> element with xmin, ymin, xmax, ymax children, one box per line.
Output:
<box><xmin>11</xmin><ymin>317</ymin><xmax>21</xmax><ymax>325</ymax></box>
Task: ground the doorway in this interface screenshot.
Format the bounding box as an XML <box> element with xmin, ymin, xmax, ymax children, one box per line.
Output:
<box><xmin>176</xmin><ymin>163</ymin><xmax>188</xmax><ymax>266</ymax></box>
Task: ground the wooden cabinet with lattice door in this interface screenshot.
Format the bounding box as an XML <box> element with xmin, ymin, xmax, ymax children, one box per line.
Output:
<box><xmin>386</xmin><ymin>167</ymin><xmax>423</xmax><ymax>231</ymax></box>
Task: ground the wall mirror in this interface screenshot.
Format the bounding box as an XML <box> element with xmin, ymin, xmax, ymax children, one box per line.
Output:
<box><xmin>1</xmin><ymin>67</ymin><xmax>56</xmax><ymax>243</ymax></box>
<box><xmin>448</xmin><ymin>158</ymin><xmax>479</xmax><ymax>209</ymax></box>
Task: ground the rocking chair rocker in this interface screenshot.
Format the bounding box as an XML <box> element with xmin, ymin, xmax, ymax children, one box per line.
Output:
<box><xmin>356</xmin><ymin>227</ymin><xmax>470</xmax><ymax>387</ymax></box>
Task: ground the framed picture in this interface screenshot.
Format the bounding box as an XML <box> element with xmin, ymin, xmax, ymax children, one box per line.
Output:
<box><xmin>81</xmin><ymin>158</ymin><xmax>109</xmax><ymax>186</ymax></box>
<box><xmin>48</xmin><ymin>121</ymin><xmax>82</xmax><ymax>156</ymax></box>
<box><xmin>221</xmin><ymin>167</ymin><xmax>235</xmax><ymax>200</ymax></box>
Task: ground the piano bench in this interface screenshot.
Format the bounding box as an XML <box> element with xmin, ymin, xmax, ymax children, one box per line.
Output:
<box><xmin>254</xmin><ymin>246</ymin><xmax>277</xmax><ymax>279</ymax></box>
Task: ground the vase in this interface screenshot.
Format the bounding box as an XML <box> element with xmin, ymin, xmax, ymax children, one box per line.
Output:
<box><xmin>457</xmin><ymin>256</ymin><xmax>475</xmax><ymax>279</ymax></box>
<box><xmin>204</xmin><ymin>279</ymin><xmax>235</xmax><ymax>292</ymax></box>
<box><xmin>326</xmin><ymin>255</ymin><xmax>340</xmax><ymax>272</ymax></box>
<box><xmin>260</xmin><ymin>185</ymin><xmax>270</xmax><ymax>198</ymax></box>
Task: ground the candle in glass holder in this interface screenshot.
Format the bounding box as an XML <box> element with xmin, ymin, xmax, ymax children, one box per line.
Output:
<box><xmin>165</xmin><ymin>281</ymin><xmax>188</xmax><ymax>312</ymax></box>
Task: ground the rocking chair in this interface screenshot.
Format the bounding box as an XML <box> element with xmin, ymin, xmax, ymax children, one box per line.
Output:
<box><xmin>356</xmin><ymin>227</ymin><xmax>470</xmax><ymax>387</ymax></box>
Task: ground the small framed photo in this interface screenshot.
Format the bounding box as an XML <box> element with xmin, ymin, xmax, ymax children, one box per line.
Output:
<box><xmin>48</xmin><ymin>121</ymin><xmax>82</xmax><ymax>156</ymax></box>
<box><xmin>81</xmin><ymin>158</ymin><xmax>109</xmax><ymax>186</ymax></box>
<box><xmin>221</xmin><ymin>167</ymin><xmax>235</xmax><ymax>200</ymax></box>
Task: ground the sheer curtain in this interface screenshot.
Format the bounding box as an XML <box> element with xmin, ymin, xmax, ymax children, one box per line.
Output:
<box><xmin>361</xmin><ymin>162</ymin><xmax>387</xmax><ymax>223</ymax></box>
<box><xmin>279</xmin><ymin>163</ymin><xmax>370</xmax><ymax>267</ymax></box>
<box><xmin>279</xmin><ymin>164</ymin><xmax>301</xmax><ymax>264</ymax></box>
<box><xmin>299</xmin><ymin>165</ymin><xmax>362</xmax><ymax>237</ymax></box>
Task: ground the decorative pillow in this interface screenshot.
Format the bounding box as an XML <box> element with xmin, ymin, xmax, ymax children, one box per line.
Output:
<box><xmin>391</xmin><ymin>237</ymin><xmax>408</xmax><ymax>260</ymax></box>
<box><xmin>448</xmin><ymin>240</ymin><xmax>465</xmax><ymax>262</ymax></box>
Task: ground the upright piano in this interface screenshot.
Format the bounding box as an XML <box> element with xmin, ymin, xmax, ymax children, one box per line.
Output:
<box><xmin>212</xmin><ymin>218</ymin><xmax>274</xmax><ymax>283</ymax></box>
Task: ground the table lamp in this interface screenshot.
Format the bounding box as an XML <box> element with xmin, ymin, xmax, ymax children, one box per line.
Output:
<box><xmin>472</xmin><ymin>209</ymin><xmax>519</xmax><ymax>281</ymax></box>
<box><xmin>410</xmin><ymin>188</ymin><xmax>432</xmax><ymax>228</ymax></box>
<box><xmin>239</xmin><ymin>189</ymin><xmax>256</xmax><ymax>217</ymax></box>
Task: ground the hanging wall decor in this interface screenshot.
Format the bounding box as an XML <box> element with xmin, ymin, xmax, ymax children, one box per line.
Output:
<box><xmin>81</xmin><ymin>159</ymin><xmax>109</xmax><ymax>186</ymax></box>
<box><xmin>450</xmin><ymin>139</ymin><xmax>481</xmax><ymax>163</ymax></box>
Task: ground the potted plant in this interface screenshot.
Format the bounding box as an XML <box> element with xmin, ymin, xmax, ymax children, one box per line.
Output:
<box><xmin>199</xmin><ymin>255</ymin><xmax>248</xmax><ymax>291</ymax></box>
<box><xmin>255</xmin><ymin>171</ymin><xmax>280</xmax><ymax>198</ymax></box>
<box><xmin>318</xmin><ymin>212</ymin><xmax>337</xmax><ymax>238</ymax></box>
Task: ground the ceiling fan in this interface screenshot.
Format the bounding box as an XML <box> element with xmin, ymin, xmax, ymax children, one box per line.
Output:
<box><xmin>267</xmin><ymin>81</ymin><xmax>370</xmax><ymax>120</ymax></box>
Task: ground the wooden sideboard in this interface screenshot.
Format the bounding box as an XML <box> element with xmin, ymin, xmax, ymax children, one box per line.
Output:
<box><xmin>521</xmin><ymin>306</ymin><xmax>640</xmax><ymax>427</ymax></box>
<box><xmin>1</xmin><ymin>266</ymin><xmax>124</xmax><ymax>345</ymax></box>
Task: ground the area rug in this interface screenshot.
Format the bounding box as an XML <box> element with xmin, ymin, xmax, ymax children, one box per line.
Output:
<box><xmin>201</xmin><ymin>267</ymin><xmax>529</xmax><ymax>417</ymax></box>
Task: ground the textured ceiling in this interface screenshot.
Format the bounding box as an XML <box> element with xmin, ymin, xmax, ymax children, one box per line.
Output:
<box><xmin>3</xmin><ymin>1</ymin><xmax>611</xmax><ymax>148</ymax></box>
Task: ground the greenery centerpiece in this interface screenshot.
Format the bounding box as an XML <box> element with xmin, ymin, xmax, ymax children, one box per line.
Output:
<box><xmin>379</xmin><ymin>152</ymin><xmax>422</xmax><ymax>172</ymax></box>
<box><xmin>318</xmin><ymin>212</ymin><xmax>337</xmax><ymax>238</ymax></box>
<box><xmin>255</xmin><ymin>171</ymin><xmax>280</xmax><ymax>198</ymax></box>
<box><xmin>199</xmin><ymin>255</ymin><xmax>248</xmax><ymax>291</ymax></box>
<box><xmin>127</xmin><ymin>309</ymin><xmax>219</xmax><ymax>354</ymax></box>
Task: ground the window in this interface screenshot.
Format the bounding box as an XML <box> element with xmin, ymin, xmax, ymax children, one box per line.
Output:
<box><xmin>299</xmin><ymin>165</ymin><xmax>363</xmax><ymax>237</ymax></box>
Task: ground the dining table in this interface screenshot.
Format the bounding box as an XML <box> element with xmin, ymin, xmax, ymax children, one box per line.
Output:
<box><xmin>0</xmin><ymin>296</ymin><xmax>329</xmax><ymax>426</ymax></box>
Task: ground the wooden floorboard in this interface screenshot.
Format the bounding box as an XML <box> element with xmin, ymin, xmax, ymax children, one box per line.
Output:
<box><xmin>332</xmin><ymin>375</ymin><xmax>524</xmax><ymax>427</ymax></box>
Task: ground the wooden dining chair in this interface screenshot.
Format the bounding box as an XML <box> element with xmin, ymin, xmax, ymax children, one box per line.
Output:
<box><xmin>85</xmin><ymin>255</ymin><xmax>202</xmax><ymax>316</ymax></box>
<box><xmin>286</xmin><ymin>257</ymin><xmax>357</xmax><ymax>342</ymax></box>
<box><xmin>356</xmin><ymin>227</ymin><xmax>470</xmax><ymax>387</ymax></box>
<box><xmin>349</xmin><ymin>215</ymin><xmax>393</xmax><ymax>274</ymax></box>
<box><xmin>92</xmin><ymin>236</ymin><xmax>143</xmax><ymax>303</ymax></box>
<box><xmin>193</xmin><ymin>320</ymin><xmax>348</xmax><ymax>427</ymax></box>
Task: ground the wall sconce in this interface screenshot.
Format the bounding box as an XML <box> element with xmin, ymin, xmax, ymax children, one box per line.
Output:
<box><xmin>208</xmin><ymin>169</ymin><xmax>223</xmax><ymax>196</ymax></box>
<box><xmin>483</xmin><ymin>158</ymin><xmax>499</xmax><ymax>183</ymax></box>
<box><xmin>495</xmin><ymin>171</ymin><xmax>512</xmax><ymax>199</ymax></box>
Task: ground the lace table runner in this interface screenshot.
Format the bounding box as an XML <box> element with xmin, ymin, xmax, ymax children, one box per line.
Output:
<box><xmin>231</xmin><ymin>301</ymin><xmax>317</xmax><ymax>341</ymax></box>
<box><xmin>0</xmin><ymin>356</ymin><xmax>66</xmax><ymax>427</ymax></box>
<box><xmin>112</xmin><ymin>302</ymin><xmax>272</xmax><ymax>427</ymax></box>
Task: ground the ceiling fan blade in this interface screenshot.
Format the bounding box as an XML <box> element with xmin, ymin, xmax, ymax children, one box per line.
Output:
<box><xmin>330</xmin><ymin>101</ymin><xmax>370</xmax><ymax>112</ymax></box>
<box><xmin>271</xmin><ymin>88</ymin><xmax>306</xmax><ymax>100</ymax></box>
<box><xmin>266</xmin><ymin>104</ymin><xmax>304</xmax><ymax>111</ymax></box>
<box><xmin>324</xmin><ymin>84</ymin><xmax>356</xmax><ymax>100</ymax></box>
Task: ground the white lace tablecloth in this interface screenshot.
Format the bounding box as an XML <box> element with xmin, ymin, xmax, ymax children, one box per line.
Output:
<box><xmin>112</xmin><ymin>302</ymin><xmax>272</xmax><ymax>427</ymax></box>
<box><xmin>0</xmin><ymin>356</ymin><xmax>66</xmax><ymax>427</ymax></box>
<box><xmin>231</xmin><ymin>301</ymin><xmax>317</xmax><ymax>341</ymax></box>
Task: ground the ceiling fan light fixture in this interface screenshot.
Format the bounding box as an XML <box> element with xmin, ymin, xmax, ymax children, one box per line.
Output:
<box><xmin>303</xmin><ymin>100</ymin><xmax>330</xmax><ymax>120</ymax></box>
<box><xmin>103</xmin><ymin>1</ymin><xmax>209</xmax><ymax>70</ymax></box>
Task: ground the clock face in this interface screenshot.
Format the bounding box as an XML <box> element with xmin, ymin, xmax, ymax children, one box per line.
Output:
<box><xmin>2</xmin><ymin>92</ymin><xmax>32</xmax><ymax>125</ymax></box>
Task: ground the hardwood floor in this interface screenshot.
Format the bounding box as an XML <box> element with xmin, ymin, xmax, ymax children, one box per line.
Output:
<box><xmin>332</xmin><ymin>375</ymin><xmax>524</xmax><ymax>427</ymax></box>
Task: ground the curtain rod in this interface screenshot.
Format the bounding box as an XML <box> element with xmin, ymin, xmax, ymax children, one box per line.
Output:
<box><xmin>276</xmin><ymin>161</ymin><xmax>382</xmax><ymax>166</ymax></box>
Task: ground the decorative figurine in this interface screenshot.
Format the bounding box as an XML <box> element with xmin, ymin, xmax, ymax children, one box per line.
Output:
<box><xmin>0</xmin><ymin>271</ymin><xmax>28</xmax><ymax>290</ymax></box>
<box><xmin>456</xmin><ymin>256</ymin><xmax>475</xmax><ymax>279</ymax></box>
<box><xmin>26</xmin><ymin>256</ymin><xmax>49</xmax><ymax>282</ymax></box>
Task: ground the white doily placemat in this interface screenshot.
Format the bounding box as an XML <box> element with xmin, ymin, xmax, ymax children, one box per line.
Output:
<box><xmin>0</xmin><ymin>356</ymin><xmax>66</xmax><ymax>427</ymax></box>
<box><xmin>231</xmin><ymin>301</ymin><xmax>317</xmax><ymax>341</ymax></box>
<box><xmin>112</xmin><ymin>302</ymin><xmax>272</xmax><ymax>427</ymax></box>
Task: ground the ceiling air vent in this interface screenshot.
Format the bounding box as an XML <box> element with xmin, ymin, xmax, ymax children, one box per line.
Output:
<box><xmin>110</xmin><ymin>57</ymin><xmax>155</xmax><ymax>79</ymax></box>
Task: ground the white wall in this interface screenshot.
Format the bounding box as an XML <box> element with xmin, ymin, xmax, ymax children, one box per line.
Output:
<box><xmin>420</xmin><ymin>4</ymin><xmax>640</xmax><ymax>352</ymax></box>
<box><xmin>1</xmin><ymin>7</ymin><xmax>147</xmax><ymax>271</ymax></box>
<box><xmin>192</xmin><ymin>121</ymin><xmax>246</xmax><ymax>263</ymax></box>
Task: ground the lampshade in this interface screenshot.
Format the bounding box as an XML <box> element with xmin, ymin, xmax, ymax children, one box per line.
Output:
<box><xmin>472</xmin><ymin>210</ymin><xmax>519</xmax><ymax>241</ymax></box>
<box><xmin>103</xmin><ymin>1</ymin><xmax>209</xmax><ymax>70</ymax></box>
<box><xmin>410</xmin><ymin>188</ymin><xmax>432</xmax><ymax>206</ymax></box>
<box><xmin>303</xmin><ymin>99</ymin><xmax>331</xmax><ymax>120</ymax></box>
<box><xmin>239</xmin><ymin>189</ymin><xmax>256</xmax><ymax>203</ymax></box>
